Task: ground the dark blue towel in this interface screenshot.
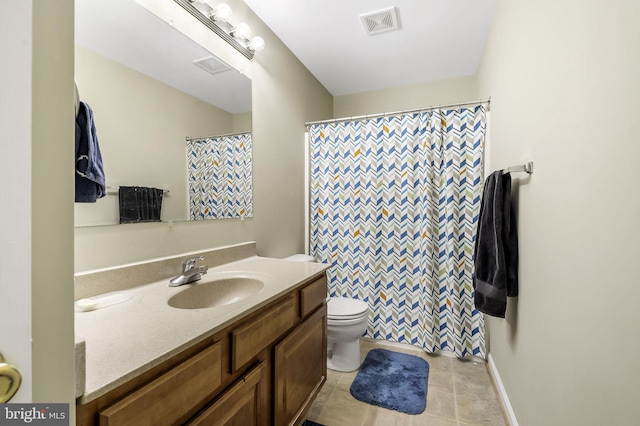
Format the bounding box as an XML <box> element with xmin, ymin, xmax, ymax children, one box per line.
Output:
<box><xmin>119</xmin><ymin>186</ymin><xmax>164</xmax><ymax>224</ymax></box>
<box><xmin>473</xmin><ymin>170</ymin><xmax>519</xmax><ymax>317</ymax></box>
<box><xmin>75</xmin><ymin>101</ymin><xmax>106</xmax><ymax>202</ymax></box>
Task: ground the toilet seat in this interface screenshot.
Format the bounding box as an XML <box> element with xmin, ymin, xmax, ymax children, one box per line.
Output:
<box><xmin>328</xmin><ymin>297</ymin><xmax>368</xmax><ymax>320</ymax></box>
<box><xmin>327</xmin><ymin>315</ymin><xmax>368</xmax><ymax>326</ymax></box>
<box><xmin>328</xmin><ymin>311</ymin><xmax>368</xmax><ymax>321</ymax></box>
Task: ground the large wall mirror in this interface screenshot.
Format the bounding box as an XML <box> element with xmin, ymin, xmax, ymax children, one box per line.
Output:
<box><xmin>74</xmin><ymin>0</ymin><xmax>252</xmax><ymax>227</ymax></box>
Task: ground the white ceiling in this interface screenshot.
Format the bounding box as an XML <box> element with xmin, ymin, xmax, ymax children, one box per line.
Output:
<box><xmin>244</xmin><ymin>0</ymin><xmax>498</xmax><ymax>96</ymax></box>
<box><xmin>75</xmin><ymin>0</ymin><xmax>251</xmax><ymax>114</ymax></box>
<box><xmin>75</xmin><ymin>0</ymin><xmax>497</xmax><ymax>107</ymax></box>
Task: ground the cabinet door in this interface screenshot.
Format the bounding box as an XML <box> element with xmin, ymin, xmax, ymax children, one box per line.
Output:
<box><xmin>99</xmin><ymin>341</ymin><xmax>222</xmax><ymax>426</ymax></box>
<box><xmin>189</xmin><ymin>362</ymin><xmax>265</xmax><ymax>426</ymax></box>
<box><xmin>274</xmin><ymin>305</ymin><xmax>327</xmax><ymax>426</ymax></box>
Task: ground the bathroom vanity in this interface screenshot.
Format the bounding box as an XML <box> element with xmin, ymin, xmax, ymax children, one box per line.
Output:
<box><xmin>75</xmin><ymin>243</ymin><xmax>328</xmax><ymax>425</ymax></box>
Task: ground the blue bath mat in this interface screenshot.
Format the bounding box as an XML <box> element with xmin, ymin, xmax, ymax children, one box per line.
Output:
<box><xmin>349</xmin><ymin>348</ymin><xmax>429</xmax><ymax>415</ymax></box>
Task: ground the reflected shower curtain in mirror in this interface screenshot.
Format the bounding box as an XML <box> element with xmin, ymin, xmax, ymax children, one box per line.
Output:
<box><xmin>187</xmin><ymin>133</ymin><xmax>252</xmax><ymax>220</ymax></box>
<box><xmin>309</xmin><ymin>105</ymin><xmax>486</xmax><ymax>357</ymax></box>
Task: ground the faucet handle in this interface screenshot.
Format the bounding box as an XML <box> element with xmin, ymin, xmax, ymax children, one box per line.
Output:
<box><xmin>182</xmin><ymin>255</ymin><xmax>205</xmax><ymax>271</ymax></box>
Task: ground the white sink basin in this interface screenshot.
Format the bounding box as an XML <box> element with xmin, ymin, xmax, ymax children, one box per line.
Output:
<box><xmin>168</xmin><ymin>276</ymin><xmax>265</xmax><ymax>309</ymax></box>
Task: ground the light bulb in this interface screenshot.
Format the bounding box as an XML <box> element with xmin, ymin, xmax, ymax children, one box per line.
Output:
<box><xmin>204</xmin><ymin>2</ymin><xmax>232</xmax><ymax>21</ymax></box>
<box><xmin>248</xmin><ymin>36</ymin><xmax>265</xmax><ymax>52</ymax></box>
<box><xmin>208</xmin><ymin>3</ymin><xmax>232</xmax><ymax>22</ymax></box>
<box><xmin>232</xmin><ymin>22</ymin><xmax>251</xmax><ymax>40</ymax></box>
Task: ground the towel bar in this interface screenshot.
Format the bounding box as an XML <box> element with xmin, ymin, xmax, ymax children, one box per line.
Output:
<box><xmin>106</xmin><ymin>186</ymin><xmax>170</xmax><ymax>196</ymax></box>
<box><xmin>504</xmin><ymin>161</ymin><xmax>533</xmax><ymax>174</ymax></box>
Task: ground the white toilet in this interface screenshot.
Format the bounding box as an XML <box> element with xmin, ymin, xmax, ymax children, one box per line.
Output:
<box><xmin>285</xmin><ymin>254</ymin><xmax>370</xmax><ymax>372</ymax></box>
<box><xmin>326</xmin><ymin>297</ymin><xmax>369</xmax><ymax>372</ymax></box>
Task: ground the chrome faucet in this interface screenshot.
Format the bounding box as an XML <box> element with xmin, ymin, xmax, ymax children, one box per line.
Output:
<box><xmin>169</xmin><ymin>256</ymin><xmax>208</xmax><ymax>287</ymax></box>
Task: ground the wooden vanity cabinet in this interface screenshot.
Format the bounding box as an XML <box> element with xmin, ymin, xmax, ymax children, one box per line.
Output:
<box><xmin>76</xmin><ymin>275</ymin><xmax>327</xmax><ymax>426</ymax></box>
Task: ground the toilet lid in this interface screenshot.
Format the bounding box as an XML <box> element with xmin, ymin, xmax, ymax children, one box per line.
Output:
<box><xmin>328</xmin><ymin>297</ymin><xmax>369</xmax><ymax>319</ymax></box>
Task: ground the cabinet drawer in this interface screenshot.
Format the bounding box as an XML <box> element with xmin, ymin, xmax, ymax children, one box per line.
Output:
<box><xmin>99</xmin><ymin>341</ymin><xmax>222</xmax><ymax>426</ymax></box>
<box><xmin>188</xmin><ymin>362</ymin><xmax>264</xmax><ymax>426</ymax></box>
<box><xmin>300</xmin><ymin>276</ymin><xmax>327</xmax><ymax>318</ymax></box>
<box><xmin>231</xmin><ymin>295</ymin><xmax>297</xmax><ymax>372</ymax></box>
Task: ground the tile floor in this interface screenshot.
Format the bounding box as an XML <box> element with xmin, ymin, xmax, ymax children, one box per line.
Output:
<box><xmin>305</xmin><ymin>339</ymin><xmax>507</xmax><ymax>426</ymax></box>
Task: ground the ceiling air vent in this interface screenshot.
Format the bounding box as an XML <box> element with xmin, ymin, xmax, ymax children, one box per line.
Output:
<box><xmin>193</xmin><ymin>56</ymin><xmax>230</xmax><ymax>75</ymax></box>
<box><xmin>360</xmin><ymin>7</ymin><xmax>400</xmax><ymax>36</ymax></box>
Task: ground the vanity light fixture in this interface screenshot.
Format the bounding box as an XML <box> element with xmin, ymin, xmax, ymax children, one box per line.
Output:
<box><xmin>176</xmin><ymin>0</ymin><xmax>265</xmax><ymax>60</ymax></box>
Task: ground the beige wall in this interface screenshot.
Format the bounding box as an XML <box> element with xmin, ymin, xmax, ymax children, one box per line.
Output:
<box><xmin>75</xmin><ymin>0</ymin><xmax>333</xmax><ymax>272</ymax></box>
<box><xmin>233</xmin><ymin>111</ymin><xmax>252</xmax><ymax>133</ymax></box>
<box><xmin>334</xmin><ymin>75</ymin><xmax>477</xmax><ymax>117</ymax></box>
<box><xmin>31</xmin><ymin>0</ymin><xmax>76</xmax><ymax>406</ymax></box>
<box><xmin>2</xmin><ymin>0</ymin><xmax>74</xmax><ymax>413</ymax></box>
<box><xmin>476</xmin><ymin>1</ymin><xmax>640</xmax><ymax>424</ymax></box>
<box><xmin>0</xmin><ymin>0</ymin><xmax>79</xmax><ymax>413</ymax></box>
<box><xmin>74</xmin><ymin>46</ymin><xmax>240</xmax><ymax>227</ymax></box>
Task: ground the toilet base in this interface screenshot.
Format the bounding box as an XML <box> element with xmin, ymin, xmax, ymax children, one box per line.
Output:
<box><xmin>327</xmin><ymin>338</ymin><xmax>361</xmax><ymax>372</ymax></box>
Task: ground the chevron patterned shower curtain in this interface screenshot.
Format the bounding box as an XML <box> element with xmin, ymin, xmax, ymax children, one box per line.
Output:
<box><xmin>309</xmin><ymin>105</ymin><xmax>486</xmax><ymax>358</ymax></box>
<box><xmin>187</xmin><ymin>133</ymin><xmax>252</xmax><ymax>220</ymax></box>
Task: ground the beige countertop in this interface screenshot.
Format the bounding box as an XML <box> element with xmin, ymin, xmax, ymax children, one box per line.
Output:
<box><xmin>75</xmin><ymin>254</ymin><xmax>328</xmax><ymax>404</ymax></box>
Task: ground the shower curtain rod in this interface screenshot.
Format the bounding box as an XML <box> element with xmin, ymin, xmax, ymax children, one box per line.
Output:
<box><xmin>305</xmin><ymin>97</ymin><xmax>491</xmax><ymax>127</ymax></box>
<box><xmin>185</xmin><ymin>130</ymin><xmax>250</xmax><ymax>142</ymax></box>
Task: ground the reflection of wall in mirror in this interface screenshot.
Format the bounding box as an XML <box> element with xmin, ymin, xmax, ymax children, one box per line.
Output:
<box><xmin>74</xmin><ymin>46</ymin><xmax>251</xmax><ymax>226</ymax></box>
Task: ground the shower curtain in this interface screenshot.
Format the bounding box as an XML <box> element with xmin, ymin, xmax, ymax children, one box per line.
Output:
<box><xmin>187</xmin><ymin>133</ymin><xmax>252</xmax><ymax>220</ymax></box>
<box><xmin>308</xmin><ymin>105</ymin><xmax>486</xmax><ymax>358</ymax></box>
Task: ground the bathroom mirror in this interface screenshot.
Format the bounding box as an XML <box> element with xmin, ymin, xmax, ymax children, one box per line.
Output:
<box><xmin>74</xmin><ymin>0</ymin><xmax>252</xmax><ymax>227</ymax></box>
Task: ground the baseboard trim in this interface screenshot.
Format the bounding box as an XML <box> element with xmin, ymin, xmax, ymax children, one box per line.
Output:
<box><xmin>359</xmin><ymin>337</ymin><xmax>485</xmax><ymax>362</ymax></box>
<box><xmin>487</xmin><ymin>353</ymin><xmax>519</xmax><ymax>426</ymax></box>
